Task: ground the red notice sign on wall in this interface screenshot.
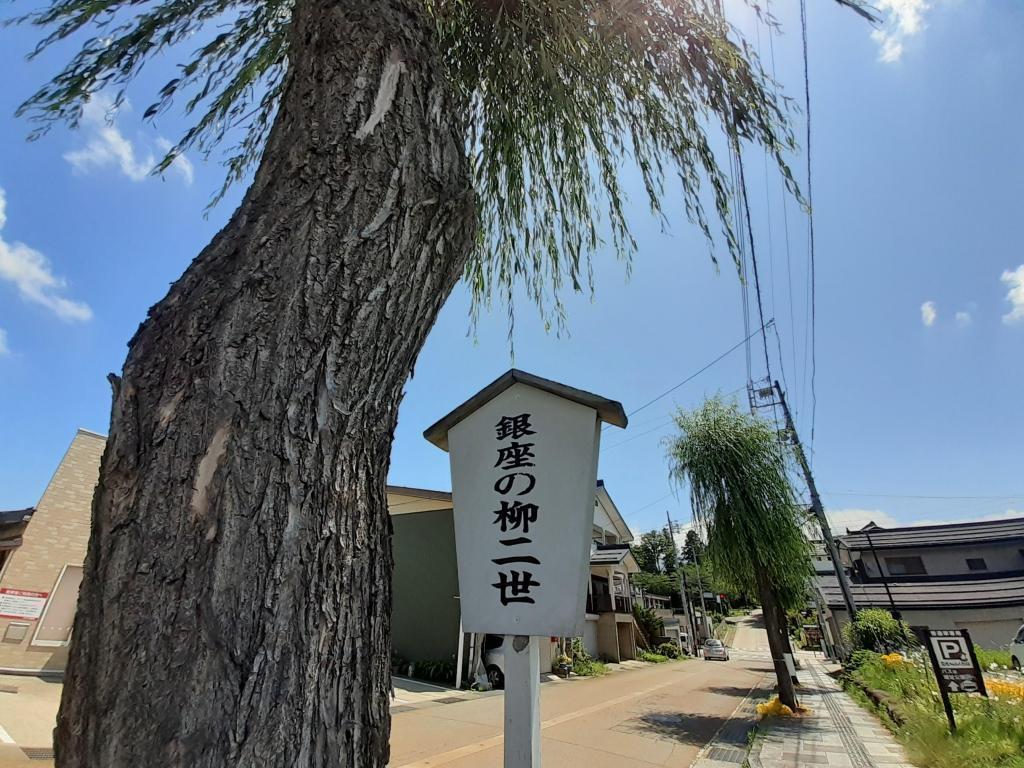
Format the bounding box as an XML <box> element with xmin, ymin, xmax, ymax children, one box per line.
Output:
<box><xmin>0</xmin><ymin>588</ymin><xmax>49</xmax><ymax>620</ymax></box>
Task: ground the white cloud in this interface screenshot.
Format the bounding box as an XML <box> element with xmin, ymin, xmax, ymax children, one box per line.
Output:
<box><xmin>0</xmin><ymin>187</ymin><xmax>93</xmax><ymax>322</ymax></box>
<box><xmin>64</xmin><ymin>94</ymin><xmax>193</xmax><ymax>186</ymax></box>
<box><xmin>826</xmin><ymin>509</ymin><xmax>901</xmax><ymax>533</ymax></box>
<box><xmin>920</xmin><ymin>300</ymin><xmax>937</xmax><ymax>327</ymax></box>
<box><xmin>1001</xmin><ymin>264</ymin><xmax>1024</xmax><ymax>325</ymax></box>
<box><xmin>0</xmin><ymin>328</ymin><xmax>9</xmax><ymax>356</ymax></box>
<box><xmin>872</xmin><ymin>0</ymin><xmax>930</xmax><ymax>63</ymax></box>
<box><xmin>954</xmin><ymin>310</ymin><xmax>971</xmax><ymax>327</ymax></box>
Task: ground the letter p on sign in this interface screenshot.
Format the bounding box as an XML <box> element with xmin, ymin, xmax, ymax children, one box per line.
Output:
<box><xmin>939</xmin><ymin>640</ymin><xmax>964</xmax><ymax>660</ymax></box>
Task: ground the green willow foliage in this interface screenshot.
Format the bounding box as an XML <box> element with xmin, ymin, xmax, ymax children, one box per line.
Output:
<box><xmin>11</xmin><ymin>0</ymin><xmax>871</xmax><ymax>318</ymax></box>
<box><xmin>667</xmin><ymin>397</ymin><xmax>813</xmax><ymax>606</ymax></box>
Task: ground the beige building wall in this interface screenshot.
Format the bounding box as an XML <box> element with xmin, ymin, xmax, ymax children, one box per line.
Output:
<box><xmin>0</xmin><ymin>430</ymin><xmax>104</xmax><ymax>673</ymax></box>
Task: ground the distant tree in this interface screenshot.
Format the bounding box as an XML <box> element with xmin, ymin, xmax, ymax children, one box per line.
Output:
<box><xmin>683</xmin><ymin>529</ymin><xmax>705</xmax><ymax>564</ymax></box>
<box><xmin>668</xmin><ymin>398</ymin><xmax>814</xmax><ymax>710</ymax></box>
<box><xmin>633</xmin><ymin>529</ymin><xmax>678</xmax><ymax>574</ymax></box>
<box><xmin>632</xmin><ymin>572</ymin><xmax>676</xmax><ymax>597</ymax></box>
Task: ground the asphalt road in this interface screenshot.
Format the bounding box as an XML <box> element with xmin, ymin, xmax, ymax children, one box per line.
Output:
<box><xmin>389</xmin><ymin>647</ymin><xmax>773</xmax><ymax>767</ymax></box>
<box><xmin>0</xmin><ymin>614</ymin><xmax>775</xmax><ymax>767</ymax></box>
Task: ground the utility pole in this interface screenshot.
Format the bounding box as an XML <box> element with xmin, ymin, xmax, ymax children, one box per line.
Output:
<box><xmin>666</xmin><ymin>511</ymin><xmax>698</xmax><ymax>654</ymax></box>
<box><xmin>773</xmin><ymin>381</ymin><xmax>859</xmax><ymax>630</ymax></box>
<box><xmin>692</xmin><ymin>548</ymin><xmax>710</xmax><ymax>639</ymax></box>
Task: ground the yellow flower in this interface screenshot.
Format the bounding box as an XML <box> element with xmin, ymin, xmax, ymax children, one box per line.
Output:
<box><xmin>987</xmin><ymin>680</ymin><xmax>1024</xmax><ymax>701</ymax></box>
<box><xmin>882</xmin><ymin>652</ymin><xmax>905</xmax><ymax>668</ymax></box>
<box><xmin>757</xmin><ymin>697</ymin><xmax>794</xmax><ymax>718</ymax></box>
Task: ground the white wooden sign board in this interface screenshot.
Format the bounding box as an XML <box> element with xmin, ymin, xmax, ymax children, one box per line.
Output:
<box><xmin>447</xmin><ymin>383</ymin><xmax>600</xmax><ymax>637</ymax></box>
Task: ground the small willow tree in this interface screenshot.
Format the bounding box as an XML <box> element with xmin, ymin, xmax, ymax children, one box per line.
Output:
<box><xmin>668</xmin><ymin>397</ymin><xmax>814</xmax><ymax>709</ymax></box>
<box><xmin>12</xmin><ymin>0</ymin><xmax>870</xmax><ymax>764</ymax></box>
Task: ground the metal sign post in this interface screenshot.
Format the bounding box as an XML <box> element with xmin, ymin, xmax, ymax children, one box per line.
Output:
<box><xmin>425</xmin><ymin>370</ymin><xmax>627</xmax><ymax>768</ymax></box>
<box><xmin>924</xmin><ymin>628</ymin><xmax>988</xmax><ymax>733</ymax></box>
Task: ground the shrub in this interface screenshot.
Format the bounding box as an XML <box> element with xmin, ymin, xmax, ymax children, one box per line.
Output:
<box><xmin>975</xmin><ymin>645</ymin><xmax>1013</xmax><ymax>670</ymax></box>
<box><xmin>632</xmin><ymin>603</ymin><xmax>664</xmax><ymax>647</ymax></box>
<box><xmin>637</xmin><ymin>650</ymin><xmax>669</xmax><ymax>663</ymax></box>
<box><xmin>570</xmin><ymin>637</ymin><xmax>608</xmax><ymax>677</ymax></box>
<box><xmin>842</xmin><ymin>608</ymin><xmax>917</xmax><ymax>653</ymax></box>
<box><xmin>655</xmin><ymin>642</ymin><xmax>682</xmax><ymax>659</ymax></box>
<box><xmin>412</xmin><ymin>659</ymin><xmax>456</xmax><ymax>683</ymax></box>
<box><xmin>847</xmin><ymin>649</ymin><xmax>879</xmax><ymax>670</ymax></box>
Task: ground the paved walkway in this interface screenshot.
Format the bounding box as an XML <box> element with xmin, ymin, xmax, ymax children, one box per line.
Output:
<box><xmin>750</xmin><ymin>661</ymin><xmax>915</xmax><ymax>768</ymax></box>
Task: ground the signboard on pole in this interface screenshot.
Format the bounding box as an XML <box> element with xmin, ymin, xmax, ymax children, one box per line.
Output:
<box><xmin>924</xmin><ymin>628</ymin><xmax>987</xmax><ymax>733</ymax></box>
<box><xmin>425</xmin><ymin>370</ymin><xmax>627</xmax><ymax>768</ymax></box>
<box><xmin>0</xmin><ymin>589</ymin><xmax>48</xmax><ymax>620</ymax></box>
<box><xmin>425</xmin><ymin>370</ymin><xmax>627</xmax><ymax>637</ymax></box>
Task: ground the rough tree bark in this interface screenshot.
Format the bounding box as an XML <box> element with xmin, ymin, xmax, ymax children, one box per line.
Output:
<box><xmin>755</xmin><ymin>570</ymin><xmax>799</xmax><ymax>710</ymax></box>
<box><xmin>54</xmin><ymin>0</ymin><xmax>475</xmax><ymax>765</ymax></box>
<box><xmin>771</xmin><ymin>599</ymin><xmax>799</xmax><ymax>681</ymax></box>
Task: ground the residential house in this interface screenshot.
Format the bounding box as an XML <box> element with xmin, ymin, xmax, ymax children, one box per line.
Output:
<box><xmin>0</xmin><ymin>427</ymin><xmax>655</xmax><ymax>679</ymax></box>
<box><xmin>817</xmin><ymin>517</ymin><xmax>1024</xmax><ymax>648</ymax></box>
<box><xmin>390</xmin><ymin>480</ymin><xmax>647</xmax><ymax>684</ymax></box>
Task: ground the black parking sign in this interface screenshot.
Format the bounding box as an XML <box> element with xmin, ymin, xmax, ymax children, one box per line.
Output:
<box><xmin>924</xmin><ymin>628</ymin><xmax>987</xmax><ymax>733</ymax></box>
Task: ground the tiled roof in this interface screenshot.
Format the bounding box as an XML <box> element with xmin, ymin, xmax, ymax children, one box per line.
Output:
<box><xmin>839</xmin><ymin>516</ymin><xmax>1024</xmax><ymax>550</ymax></box>
<box><xmin>816</xmin><ymin>574</ymin><xmax>1024</xmax><ymax>610</ymax></box>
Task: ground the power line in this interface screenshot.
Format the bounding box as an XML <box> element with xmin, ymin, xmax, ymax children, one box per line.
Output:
<box><xmin>609</xmin><ymin>319</ymin><xmax>775</xmax><ymax>428</ymax></box>
<box><xmin>764</xmin><ymin>0</ymin><xmax>801</xmax><ymax>425</ymax></box>
<box><xmin>799</xmin><ymin>0</ymin><xmax>819</xmax><ymax>452</ymax></box>
<box><xmin>622</xmin><ymin>492</ymin><xmax>676</xmax><ymax>520</ymax></box>
<box><xmin>601</xmin><ymin>420</ymin><xmax>674</xmax><ymax>453</ymax></box>
<box><xmin>736</xmin><ymin>150</ymin><xmax>774</xmax><ymax>385</ymax></box>
<box><xmin>822</xmin><ymin>490</ymin><xmax>1024</xmax><ymax>501</ymax></box>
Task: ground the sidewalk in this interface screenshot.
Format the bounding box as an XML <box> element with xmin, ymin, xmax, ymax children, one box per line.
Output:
<box><xmin>749</xmin><ymin>660</ymin><xmax>916</xmax><ymax>768</ymax></box>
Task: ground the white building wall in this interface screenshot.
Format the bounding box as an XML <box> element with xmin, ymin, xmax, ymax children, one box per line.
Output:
<box><xmin>583</xmin><ymin>617</ymin><xmax>599</xmax><ymax>657</ymax></box>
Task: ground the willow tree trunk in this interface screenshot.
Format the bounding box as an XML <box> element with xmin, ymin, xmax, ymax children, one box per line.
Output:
<box><xmin>54</xmin><ymin>0</ymin><xmax>475</xmax><ymax>765</ymax></box>
<box><xmin>771</xmin><ymin>600</ymin><xmax>800</xmax><ymax>680</ymax></box>
<box><xmin>755</xmin><ymin>571</ymin><xmax>799</xmax><ymax>711</ymax></box>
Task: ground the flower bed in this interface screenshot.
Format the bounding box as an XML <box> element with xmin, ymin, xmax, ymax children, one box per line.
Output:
<box><xmin>844</xmin><ymin>651</ymin><xmax>1024</xmax><ymax>768</ymax></box>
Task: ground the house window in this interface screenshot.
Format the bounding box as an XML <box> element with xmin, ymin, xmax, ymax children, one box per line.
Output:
<box><xmin>32</xmin><ymin>565</ymin><xmax>84</xmax><ymax>647</ymax></box>
<box><xmin>885</xmin><ymin>556</ymin><xmax>926</xmax><ymax>576</ymax></box>
<box><xmin>966</xmin><ymin>558</ymin><xmax>988</xmax><ymax>571</ymax></box>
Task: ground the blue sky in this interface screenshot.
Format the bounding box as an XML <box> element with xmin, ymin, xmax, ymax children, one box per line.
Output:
<box><xmin>1</xmin><ymin>0</ymin><xmax>1022</xmax><ymax>539</ymax></box>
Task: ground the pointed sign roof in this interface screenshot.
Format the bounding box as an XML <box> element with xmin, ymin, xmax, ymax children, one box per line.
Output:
<box><xmin>423</xmin><ymin>369</ymin><xmax>628</xmax><ymax>451</ymax></box>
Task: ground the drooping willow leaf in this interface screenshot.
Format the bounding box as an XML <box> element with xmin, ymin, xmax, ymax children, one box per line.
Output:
<box><xmin>11</xmin><ymin>0</ymin><xmax>875</xmax><ymax>322</ymax></box>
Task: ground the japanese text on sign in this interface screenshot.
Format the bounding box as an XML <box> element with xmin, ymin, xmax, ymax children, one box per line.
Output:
<box><xmin>926</xmin><ymin>629</ymin><xmax>987</xmax><ymax>696</ymax></box>
<box><xmin>492</xmin><ymin>414</ymin><xmax>540</xmax><ymax>606</ymax></box>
